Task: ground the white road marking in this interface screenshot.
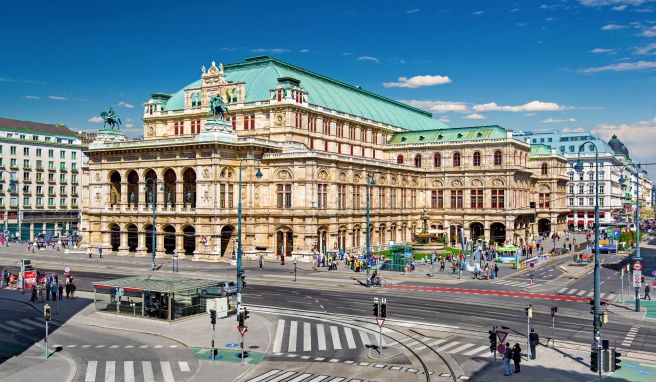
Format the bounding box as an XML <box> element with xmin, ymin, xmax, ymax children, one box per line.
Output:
<box><xmin>359</xmin><ymin>330</ymin><xmax>371</xmax><ymax>346</ymax></box>
<box><xmin>178</xmin><ymin>361</ymin><xmax>190</xmax><ymax>372</ymax></box>
<box><xmin>568</xmin><ymin>289</ymin><xmax>578</xmax><ymax>294</ymax></box>
<box><xmin>316</xmin><ymin>324</ymin><xmax>327</xmax><ymax>351</ymax></box>
<box><xmin>160</xmin><ymin>361</ymin><xmax>175</xmax><ymax>382</ymax></box>
<box><xmin>343</xmin><ymin>327</ymin><xmax>356</xmax><ymax>349</ymax></box>
<box><xmin>558</xmin><ymin>288</ymin><xmax>568</xmax><ymax>293</ymax></box>
<box><xmin>105</xmin><ymin>361</ymin><xmax>115</xmax><ymax>382</ymax></box>
<box><xmin>449</xmin><ymin>343</ymin><xmax>477</xmax><ymax>354</ymax></box>
<box><xmin>436</xmin><ymin>341</ymin><xmax>462</xmax><ymax>352</ymax></box>
<box><xmin>84</xmin><ymin>361</ymin><xmax>97</xmax><ymax>382</ymax></box>
<box><xmin>272</xmin><ymin>319</ymin><xmax>284</xmax><ymax>353</ymax></box>
<box><xmin>6</xmin><ymin>321</ymin><xmax>33</xmax><ymax>330</ymax></box>
<box><xmin>124</xmin><ymin>361</ymin><xmax>135</xmax><ymax>382</ymax></box>
<box><xmin>303</xmin><ymin>322</ymin><xmax>312</xmax><ymax>352</ymax></box>
<box><xmin>19</xmin><ymin>318</ymin><xmax>44</xmax><ymax>328</ymax></box>
<box><xmin>426</xmin><ymin>339</ymin><xmax>447</xmax><ymax>348</ymax></box>
<box><xmin>306</xmin><ymin>376</ymin><xmax>329</xmax><ymax>382</ymax></box>
<box><xmin>463</xmin><ymin>345</ymin><xmax>489</xmax><ymax>356</ymax></box>
<box><xmin>0</xmin><ymin>324</ymin><xmax>19</xmax><ymax>333</ymax></box>
<box><xmin>288</xmin><ymin>321</ymin><xmax>298</xmax><ymax>353</ymax></box>
<box><xmin>142</xmin><ymin>361</ymin><xmax>155</xmax><ymax>382</ymax></box>
<box><xmin>288</xmin><ymin>373</ymin><xmax>313</xmax><ymax>382</ymax></box>
<box><xmin>330</xmin><ymin>326</ymin><xmax>342</xmax><ymax>350</ymax></box>
<box><xmin>246</xmin><ymin>369</ymin><xmax>282</xmax><ymax>382</ymax></box>
<box><xmin>269</xmin><ymin>371</ymin><xmax>296</xmax><ymax>382</ymax></box>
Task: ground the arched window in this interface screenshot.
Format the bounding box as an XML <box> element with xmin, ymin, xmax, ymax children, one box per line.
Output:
<box><xmin>453</xmin><ymin>152</ymin><xmax>461</xmax><ymax>167</ymax></box>
<box><xmin>473</xmin><ymin>151</ymin><xmax>481</xmax><ymax>166</ymax></box>
<box><xmin>433</xmin><ymin>153</ymin><xmax>441</xmax><ymax>167</ymax></box>
<box><xmin>396</xmin><ymin>155</ymin><xmax>404</xmax><ymax>165</ymax></box>
<box><xmin>541</xmin><ymin>163</ymin><xmax>548</xmax><ymax>175</ymax></box>
<box><xmin>414</xmin><ymin>154</ymin><xmax>422</xmax><ymax>168</ymax></box>
<box><xmin>494</xmin><ymin>150</ymin><xmax>502</xmax><ymax>166</ymax></box>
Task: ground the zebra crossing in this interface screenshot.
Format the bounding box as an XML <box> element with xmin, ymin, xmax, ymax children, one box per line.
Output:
<box><xmin>491</xmin><ymin>279</ymin><xmax>530</xmax><ymax>288</ymax></box>
<box><xmin>82</xmin><ymin>360</ymin><xmax>191</xmax><ymax>382</ymax></box>
<box><xmin>272</xmin><ymin>319</ymin><xmax>375</xmax><ymax>354</ymax></box>
<box><xmin>556</xmin><ymin>287</ymin><xmax>616</xmax><ymax>301</ymax></box>
<box><xmin>245</xmin><ymin>368</ymin><xmax>381</xmax><ymax>382</ymax></box>
<box><xmin>394</xmin><ymin>336</ymin><xmax>492</xmax><ymax>358</ymax></box>
<box><xmin>0</xmin><ymin>317</ymin><xmax>55</xmax><ymax>334</ymax></box>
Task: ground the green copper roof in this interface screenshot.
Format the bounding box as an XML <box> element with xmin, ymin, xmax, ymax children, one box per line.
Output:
<box><xmin>530</xmin><ymin>144</ymin><xmax>553</xmax><ymax>156</ymax></box>
<box><xmin>162</xmin><ymin>57</ymin><xmax>449</xmax><ymax>131</ymax></box>
<box><xmin>387</xmin><ymin>125</ymin><xmax>508</xmax><ymax>145</ymax></box>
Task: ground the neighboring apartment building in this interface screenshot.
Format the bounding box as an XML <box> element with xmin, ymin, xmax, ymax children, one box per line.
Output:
<box><xmin>0</xmin><ymin>118</ymin><xmax>83</xmax><ymax>240</ymax></box>
<box><xmin>81</xmin><ymin>57</ymin><xmax>570</xmax><ymax>259</ymax></box>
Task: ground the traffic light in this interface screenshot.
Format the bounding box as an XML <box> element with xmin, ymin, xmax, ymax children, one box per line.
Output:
<box><xmin>372</xmin><ymin>303</ymin><xmax>379</xmax><ymax>317</ymax></box>
<box><xmin>590</xmin><ymin>350</ymin><xmax>599</xmax><ymax>372</ymax></box>
<box><xmin>209</xmin><ymin>309</ymin><xmax>216</xmax><ymax>325</ymax></box>
<box><xmin>244</xmin><ymin>307</ymin><xmax>250</xmax><ymax>321</ymax></box>
<box><xmin>525</xmin><ymin>305</ymin><xmax>533</xmax><ymax>318</ymax></box>
<box><xmin>612</xmin><ymin>349</ymin><xmax>622</xmax><ymax>371</ymax></box>
<box><xmin>380</xmin><ymin>303</ymin><xmax>387</xmax><ymax>318</ymax></box>
<box><xmin>488</xmin><ymin>329</ymin><xmax>497</xmax><ymax>352</ymax></box>
<box><xmin>44</xmin><ymin>305</ymin><xmax>51</xmax><ymax>322</ymax></box>
<box><xmin>238</xmin><ymin>308</ymin><xmax>245</xmax><ymax>327</ymax></box>
<box><xmin>601</xmin><ymin>312</ymin><xmax>608</xmax><ymax>325</ymax></box>
<box><xmin>240</xmin><ymin>274</ymin><xmax>246</xmax><ymax>289</ymax></box>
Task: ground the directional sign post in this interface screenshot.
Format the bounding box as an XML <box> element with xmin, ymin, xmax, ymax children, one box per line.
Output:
<box><xmin>237</xmin><ymin>325</ymin><xmax>248</xmax><ymax>365</ymax></box>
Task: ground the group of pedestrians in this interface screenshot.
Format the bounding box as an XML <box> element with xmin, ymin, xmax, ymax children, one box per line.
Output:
<box><xmin>26</xmin><ymin>272</ymin><xmax>77</xmax><ymax>302</ymax></box>
<box><xmin>502</xmin><ymin>328</ymin><xmax>540</xmax><ymax>376</ymax></box>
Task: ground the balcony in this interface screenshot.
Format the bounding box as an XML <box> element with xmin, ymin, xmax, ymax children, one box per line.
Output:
<box><xmin>47</xmin><ymin>204</ymin><xmax>56</xmax><ymax>208</ymax></box>
<box><xmin>59</xmin><ymin>168</ymin><xmax>68</xmax><ymax>173</ymax></box>
<box><xmin>36</xmin><ymin>204</ymin><xmax>44</xmax><ymax>208</ymax></box>
<box><xmin>71</xmin><ymin>180</ymin><xmax>78</xmax><ymax>185</ymax></box>
<box><xmin>48</xmin><ymin>167</ymin><xmax>56</xmax><ymax>172</ymax></box>
<box><xmin>36</xmin><ymin>178</ymin><xmax>44</xmax><ymax>184</ymax></box>
<box><xmin>48</xmin><ymin>179</ymin><xmax>57</xmax><ymax>184</ymax></box>
<box><xmin>71</xmin><ymin>192</ymin><xmax>79</xmax><ymax>197</ymax></box>
<box><xmin>10</xmin><ymin>164</ymin><xmax>18</xmax><ymax>170</ymax></box>
<box><xmin>24</xmin><ymin>165</ymin><xmax>31</xmax><ymax>170</ymax></box>
<box><xmin>36</xmin><ymin>166</ymin><xmax>44</xmax><ymax>172</ymax></box>
<box><xmin>71</xmin><ymin>168</ymin><xmax>79</xmax><ymax>174</ymax></box>
<box><xmin>48</xmin><ymin>192</ymin><xmax>56</xmax><ymax>196</ymax></box>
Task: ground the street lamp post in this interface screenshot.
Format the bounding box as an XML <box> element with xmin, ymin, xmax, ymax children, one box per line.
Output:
<box><xmin>1</xmin><ymin>171</ymin><xmax>20</xmax><ymax>241</ymax></box>
<box><xmin>365</xmin><ymin>173</ymin><xmax>375</xmax><ymax>287</ymax></box>
<box><xmin>144</xmin><ymin>178</ymin><xmax>162</xmax><ymax>271</ymax></box>
<box><xmin>574</xmin><ymin>142</ymin><xmax>602</xmax><ymax>359</ymax></box>
<box><xmin>237</xmin><ymin>156</ymin><xmax>263</xmax><ymax>322</ymax></box>
<box><xmin>621</xmin><ymin>165</ymin><xmax>643</xmax><ymax>312</ymax></box>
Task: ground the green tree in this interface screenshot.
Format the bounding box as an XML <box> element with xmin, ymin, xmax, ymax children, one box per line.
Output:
<box><xmin>640</xmin><ymin>206</ymin><xmax>654</xmax><ymax>220</ymax></box>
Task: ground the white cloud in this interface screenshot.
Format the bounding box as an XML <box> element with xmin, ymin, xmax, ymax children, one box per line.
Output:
<box><xmin>250</xmin><ymin>48</ymin><xmax>289</xmax><ymax>54</ymax></box>
<box><xmin>48</xmin><ymin>95</ymin><xmax>67</xmax><ymax>101</ymax></box>
<box><xmin>23</xmin><ymin>95</ymin><xmax>40</xmax><ymax>100</ymax></box>
<box><xmin>562</xmin><ymin>127</ymin><xmax>586</xmax><ymax>132</ymax></box>
<box><xmin>125</xmin><ymin>123</ymin><xmax>134</xmax><ymax>129</ymax></box>
<box><xmin>436</xmin><ymin>116</ymin><xmax>450</xmax><ymax>123</ymax></box>
<box><xmin>591</xmin><ymin>48</ymin><xmax>616</xmax><ymax>54</ymax></box>
<box><xmin>357</xmin><ymin>56</ymin><xmax>379</xmax><ymax>63</ymax></box>
<box><xmin>299</xmin><ymin>49</ymin><xmax>309</xmax><ymax>53</ymax></box>
<box><xmin>635</xmin><ymin>43</ymin><xmax>656</xmax><ymax>54</ymax></box>
<box><xmin>579</xmin><ymin>60</ymin><xmax>656</xmax><ymax>73</ymax></box>
<box><xmin>524</xmin><ymin>112</ymin><xmax>537</xmax><ymax>116</ymax></box>
<box><xmin>406</xmin><ymin>8</ymin><xmax>420</xmax><ymax>14</ymax></box>
<box><xmin>542</xmin><ymin>117</ymin><xmax>577</xmax><ymax>123</ymax></box>
<box><xmin>591</xmin><ymin>116</ymin><xmax>656</xmax><ymax>162</ymax></box>
<box><xmin>601</xmin><ymin>23</ymin><xmax>627</xmax><ymax>30</ymax></box>
<box><xmin>473</xmin><ymin>100</ymin><xmax>566</xmax><ymax>112</ymax></box>
<box><xmin>400</xmin><ymin>100</ymin><xmax>469</xmax><ymax>113</ymax></box>
<box><xmin>88</xmin><ymin>116</ymin><xmax>103</xmax><ymax>123</ymax></box>
<box><xmin>612</xmin><ymin>4</ymin><xmax>628</xmax><ymax>10</ymax></box>
<box><xmin>642</xmin><ymin>25</ymin><xmax>656</xmax><ymax>37</ymax></box>
<box><xmin>383</xmin><ymin>75</ymin><xmax>452</xmax><ymax>88</ymax></box>
<box><xmin>580</xmin><ymin>0</ymin><xmax>653</xmax><ymax>7</ymax></box>
<box><xmin>0</xmin><ymin>77</ymin><xmax>47</xmax><ymax>85</ymax></box>
<box><xmin>472</xmin><ymin>10</ymin><xmax>485</xmax><ymax>15</ymax></box>
<box><xmin>117</xmin><ymin>101</ymin><xmax>134</xmax><ymax>109</ymax></box>
<box><xmin>464</xmin><ymin>113</ymin><xmax>486</xmax><ymax>119</ymax></box>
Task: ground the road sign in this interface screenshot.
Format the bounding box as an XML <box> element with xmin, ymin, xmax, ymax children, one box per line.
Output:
<box><xmin>237</xmin><ymin>325</ymin><xmax>248</xmax><ymax>336</ymax></box>
<box><xmin>633</xmin><ymin>271</ymin><xmax>642</xmax><ymax>287</ymax></box>
<box><xmin>23</xmin><ymin>271</ymin><xmax>36</xmax><ymax>288</ymax></box>
<box><xmin>497</xmin><ymin>343</ymin><xmax>506</xmax><ymax>354</ymax></box>
<box><xmin>376</xmin><ymin>318</ymin><xmax>385</xmax><ymax>327</ymax></box>
<box><xmin>496</xmin><ymin>331</ymin><xmax>508</xmax><ymax>344</ymax></box>
<box><xmin>633</xmin><ymin>262</ymin><xmax>642</xmax><ymax>271</ymax></box>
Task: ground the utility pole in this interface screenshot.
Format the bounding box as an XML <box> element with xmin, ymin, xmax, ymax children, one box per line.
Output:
<box><xmin>525</xmin><ymin>304</ymin><xmax>532</xmax><ymax>360</ymax></box>
<box><xmin>44</xmin><ymin>304</ymin><xmax>51</xmax><ymax>358</ymax></box>
<box><xmin>634</xmin><ymin>165</ymin><xmax>642</xmax><ymax>313</ymax></box>
<box><xmin>551</xmin><ymin>307</ymin><xmax>557</xmax><ymax>348</ymax></box>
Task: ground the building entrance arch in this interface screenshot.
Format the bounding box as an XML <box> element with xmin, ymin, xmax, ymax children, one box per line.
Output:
<box><xmin>183</xmin><ymin>226</ymin><xmax>195</xmax><ymax>256</ymax></box>
<box><xmin>470</xmin><ymin>222</ymin><xmax>484</xmax><ymax>241</ymax></box>
<box><xmin>538</xmin><ymin>219</ymin><xmax>551</xmax><ymax>235</ymax></box>
<box><xmin>163</xmin><ymin>225</ymin><xmax>175</xmax><ymax>254</ymax></box>
<box><xmin>490</xmin><ymin>223</ymin><xmax>506</xmax><ymax>245</ymax></box>
<box><xmin>109</xmin><ymin>224</ymin><xmax>120</xmax><ymax>251</ymax></box>
<box><xmin>220</xmin><ymin>226</ymin><xmax>234</xmax><ymax>257</ymax></box>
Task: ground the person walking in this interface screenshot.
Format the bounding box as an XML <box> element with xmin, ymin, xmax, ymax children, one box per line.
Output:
<box><xmin>512</xmin><ymin>343</ymin><xmax>522</xmax><ymax>373</ymax></box>
<box><xmin>644</xmin><ymin>284</ymin><xmax>651</xmax><ymax>300</ymax></box>
<box><xmin>439</xmin><ymin>259</ymin><xmax>445</xmax><ymax>272</ymax></box>
<box><xmin>529</xmin><ymin>273</ymin><xmax>535</xmax><ymax>287</ymax></box>
<box><xmin>65</xmin><ymin>282</ymin><xmax>70</xmax><ymax>299</ymax></box>
<box><xmin>30</xmin><ymin>284</ymin><xmax>37</xmax><ymax>302</ymax></box>
<box><xmin>503</xmin><ymin>342</ymin><xmax>513</xmax><ymax>376</ymax></box>
<box><xmin>45</xmin><ymin>281</ymin><xmax>51</xmax><ymax>301</ymax></box>
<box><xmin>529</xmin><ymin>328</ymin><xmax>540</xmax><ymax>359</ymax></box>
<box><xmin>51</xmin><ymin>283</ymin><xmax>57</xmax><ymax>301</ymax></box>
<box><xmin>494</xmin><ymin>263</ymin><xmax>499</xmax><ymax>278</ymax></box>
<box><xmin>58</xmin><ymin>283</ymin><xmax>63</xmax><ymax>300</ymax></box>
<box><xmin>259</xmin><ymin>254</ymin><xmax>264</xmax><ymax>269</ymax></box>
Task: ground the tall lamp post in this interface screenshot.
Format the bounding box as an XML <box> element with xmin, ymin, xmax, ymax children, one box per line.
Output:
<box><xmin>144</xmin><ymin>178</ymin><xmax>162</xmax><ymax>271</ymax></box>
<box><xmin>237</xmin><ymin>156</ymin><xmax>263</xmax><ymax>321</ymax></box>
<box><xmin>620</xmin><ymin>164</ymin><xmax>642</xmax><ymax>312</ymax></box>
<box><xmin>574</xmin><ymin>142</ymin><xmax>602</xmax><ymax>360</ymax></box>
<box><xmin>365</xmin><ymin>172</ymin><xmax>376</xmax><ymax>287</ymax></box>
<box><xmin>1</xmin><ymin>171</ymin><xmax>20</xmax><ymax>241</ymax></box>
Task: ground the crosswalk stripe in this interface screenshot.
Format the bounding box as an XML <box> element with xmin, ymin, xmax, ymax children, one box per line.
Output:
<box><xmin>288</xmin><ymin>321</ymin><xmax>298</xmax><ymax>353</ymax></box>
<box><xmin>449</xmin><ymin>343</ymin><xmax>477</xmax><ymax>354</ymax></box>
<box><xmin>436</xmin><ymin>341</ymin><xmax>461</xmax><ymax>352</ymax></box>
<box><xmin>303</xmin><ymin>323</ymin><xmax>312</xmax><ymax>352</ymax></box>
<box><xmin>330</xmin><ymin>326</ymin><xmax>342</xmax><ymax>350</ymax></box>
<box><xmin>577</xmin><ymin>290</ymin><xmax>586</xmax><ymax>296</ymax></box>
<box><xmin>142</xmin><ymin>361</ymin><xmax>155</xmax><ymax>382</ymax></box>
<box><xmin>178</xmin><ymin>361</ymin><xmax>190</xmax><ymax>372</ymax></box>
<box><xmin>600</xmin><ymin>293</ymin><xmax>608</xmax><ymax>299</ymax></box>
<box><xmin>558</xmin><ymin>288</ymin><xmax>568</xmax><ymax>293</ymax></box>
<box><xmin>327</xmin><ymin>378</ymin><xmax>344</xmax><ymax>382</ymax></box>
<box><xmin>84</xmin><ymin>361</ymin><xmax>97</xmax><ymax>382</ymax></box>
<box><xmin>405</xmin><ymin>340</ymin><xmax>420</xmax><ymax>348</ymax></box>
<box><xmin>272</xmin><ymin>320</ymin><xmax>284</xmax><ymax>353</ymax></box>
<box><xmin>246</xmin><ymin>369</ymin><xmax>282</xmax><ymax>382</ymax></box>
<box><xmin>426</xmin><ymin>339</ymin><xmax>447</xmax><ymax>348</ymax></box>
<box><xmin>105</xmin><ymin>361</ymin><xmax>115</xmax><ymax>382</ymax></box>
<box><xmin>343</xmin><ymin>327</ymin><xmax>356</xmax><ymax>349</ymax></box>
<box><xmin>288</xmin><ymin>373</ymin><xmax>313</xmax><ymax>382</ymax></box>
<box><xmin>568</xmin><ymin>289</ymin><xmax>577</xmax><ymax>294</ymax></box>
<box><xmin>6</xmin><ymin>321</ymin><xmax>34</xmax><ymax>330</ymax></box>
<box><xmin>586</xmin><ymin>292</ymin><xmax>594</xmax><ymax>297</ymax></box>
<box><xmin>358</xmin><ymin>331</ymin><xmax>371</xmax><ymax>346</ymax></box>
<box><xmin>316</xmin><ymin>324</ymin><xmax>327</xmax><ymax>351</ymax></box>
<box><xmin>161</xmin><ymin>361</ymin><xmax>174</xmax><ymax>382</ymax></box>
<box><xmin>124</xmin><ymin>361</ymin><xmax>135</xmax><ymax>382</ymax></box>
<box><xmin>607</xmin><ymin>293</ymin><xmax>616</xmax><ymax>300</ymax></box>
<box><xmin>463</xmin><ymin>345</ymin><xmax>489</xmax><ymax>356</ymax></box>
<box><xmin>306</xmin><ymin>376</ymin><xmax>329</xmax><ymax>382</ymax></box>
<box><xmin>19</xmin><ymin>318</ymin><xmax>44</xmax><ymax>328</ymax></box>
<box><xmin>410</xmin><ymin>338</ymin><xmax>432</xmax><ymax>350</ymax></box>
<box><xmin>269</xmin><ymin>371</ymin><xmax>296</xmax><ymax>382</ymax></box>
<box><xmin>0</xmin><ymin>324</ymin><xmax>19</xmax><ymax>333</ymax></box>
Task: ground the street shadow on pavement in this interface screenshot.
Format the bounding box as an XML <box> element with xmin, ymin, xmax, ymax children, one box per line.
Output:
<box><xmin>469</xmin><ymin>362</ymin><xmax>628</xmax><ymax>382</ymax></box>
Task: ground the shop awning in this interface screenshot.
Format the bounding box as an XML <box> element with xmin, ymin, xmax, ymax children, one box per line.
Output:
<box><xmin>588</xmin><ymin>212</ymin><xmax>594</xmax><ymax>218</ymax></box>
<box><xmin>600</xmin><ymin>212</ymin><xmax>605</xmax><ymax>218</ymax></box>
<box><xmin>577</xmin><ymin>220</ymin><xmax>585</xmax><ymax>225</ymax></box>
<box><xmin>577</xmin><ymin>212</ymin><xmax>584</xmax><ymax>217</ymax></box>
<box><xmin>568</xmin><ymin>220</ymin><xmax>574</xmax><ymax>224</ymax></box>
<box><xmin>568</xmin><ymin>212</ymin><xmax>574</xmax><ymax>217</ymax></box>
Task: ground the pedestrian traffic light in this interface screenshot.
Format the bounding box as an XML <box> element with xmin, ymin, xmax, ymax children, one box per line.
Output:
<box><xmin>240</xmin><ymin>274</ymin><xmax>246</xmax><ymax>288</ymax></box>
<box><xmin>590</xmin><ymin>350</ymin><xmax>599</xmax><ymax>372</ymax></box>
<box><xmin>612</xmin><ymin>349</ymin><xmax>622</xmax><ymax>371</ymax></box>
<box><xmin>488</xmin><ymin>329</ymin><xmax>497</xmax><ymax>352</ymax></box>
<box><xmin>44</xmin><ymin>305</ymin><xmax>51</xmax><ymax>322</ymax></box>
<box><xmin>238</xmin><ymin>308</ymin><xmax>245</xmax><ymax>327</ymax></box>
<box><xmin>244</xmin><ymin>307</ymin><xmax>250</xmax><ymax>321</ymax></box>
<box><xmin>372</xmin><ymin>303</ymin><xmax>379</xmax><ymax>317</ymax></box>
<box><xmin>380</xmin><ymin>303</ymin><xmax>387</xmax><ymax>318</ymax></box>
<box><xmin>209</xmin><ymin>309</ymin><xmax>216</xmax><ymax>325</ymax></box>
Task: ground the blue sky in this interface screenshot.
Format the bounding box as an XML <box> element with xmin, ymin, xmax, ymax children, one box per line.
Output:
<box><xmin>1</xmin><ymin>0</ymin><xmax>655</xmax><ymax>162</ymax></box>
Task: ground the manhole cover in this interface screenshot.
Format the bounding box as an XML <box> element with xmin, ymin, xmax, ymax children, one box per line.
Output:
<box><xmin>249</xmin><ymin>345</ymin><xmax>259</xmax><ymax>349</ymax></box>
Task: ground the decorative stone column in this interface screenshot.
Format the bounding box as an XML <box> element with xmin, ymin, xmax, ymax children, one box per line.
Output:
<box><xmin>117</xmin><ymin>228</ymin><xmax>130</xmax><ymax>256</ymax></box>
<box><xmin>135</xmin><ymin>230</ymin><xmax>147</xmax><ymax>257</ymax></box>
<box><xmin>120</xmin><ymin>182</ymin><xmax>128</xmax><ymax>212</ymax></box>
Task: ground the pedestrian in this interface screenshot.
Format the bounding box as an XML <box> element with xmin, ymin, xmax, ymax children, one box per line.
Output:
<box><xmin>439</xmin><ymin>259</ymin><xmax>445</xmax><ymax>272</ymax></box>
<box><xmin>512</xmin><ymin>343</ymin><xmax>522</xmax><ymax>373</ymax></box>
<box><xmin>569</xmin><ymin>243</ymin><xmax>572</xmax><ymax>252</ymax></box>
<box><xmin>503</xmin><ymin>342</ymin><xmax>513</xmax><ymax>376</ymax></box>
<box><xmin>259</xmin><ymin>254</ymin><xmax>264</xmax><ymax>269</ymax></box>
<box><xmin>58</xmin><ymin>283</ymin><xmax>63</xmax><ymax>300</ymax></box>
<box><xmin>494</xmin><ymin>263</ymin><xmax>499</xmax><ymax>278</ymax></box>
<box><xmin>87</xmin><ymin>248</ymin><xmax>92</xmax><ymax>258</ymax></box>
<box><xmin>529</xmin><ymin>328</ymin><xmax>540</xmax><ymax>359</ymax></box>
<box><xmin>65</xmin><ymin>283</ymin><xmax>70</xmax><ymax>299</ymax></box>
<box><xmin>45</xmin><ymin>281</ymin><xmax>51</xmax><ymax>300</ymax></box>
<box><xmin>70</xmin><ymin>283</ymin><xmax>76</xmax><ymax>299</ymax></box>
<box><xmin>30</xmin><ymin>284</ymin><xmax>37</xmax><ymax>302</ymax></box>
<box><xmin>644</xmin><ymin>284</ymin><xmax>651</xmax><ymax>300</ymax></box>
<box><xmin>529</xmin><ymin>273</ymin><xmax>535</xmax><ymax>286</ymax></box>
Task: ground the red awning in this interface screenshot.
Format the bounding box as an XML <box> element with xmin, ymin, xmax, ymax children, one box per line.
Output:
<box><xmin>588</xmin><ymin>212</ymin><xmax>594</xmax><ymax>218</ymax></box>
<box><xmin>577</xmin><ymin>212</ymin><xmax>584</xmax><ymax>217</ymax></box>
<box><xmin>568</xmin><ymin>212</ymin><xmax>574</xmax><ymax>217</ymax></box>
<box><xmin>600</xmin><ymin>212</ymin><xmax>605</xmax><ymax>218</ymax></box>
<box><xmin>577</xmin><ymin>220</ymin><xmax>585</xmax><ymax>225</ymax></box>
<box><xmin>568</xmin><ymin>220</ymin><xmax>574</xmax><ymax>224</ymax></box>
